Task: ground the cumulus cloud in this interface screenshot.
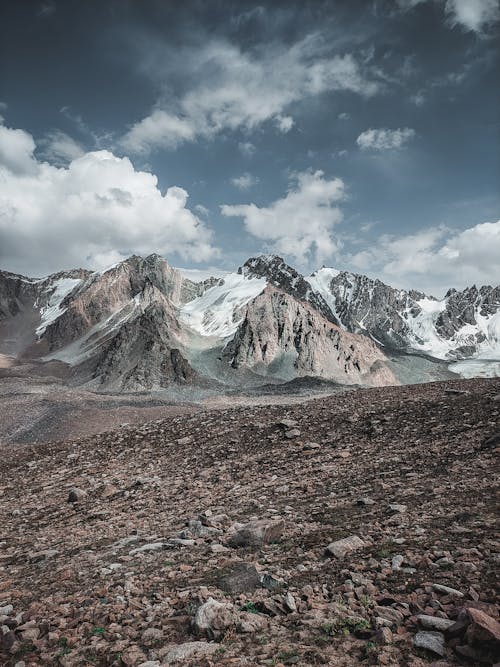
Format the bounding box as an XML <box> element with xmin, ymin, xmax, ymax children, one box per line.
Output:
<box><xmin>121</xmin><ymin>37</ymin><xmax>380</xmax><ymax>153</ymax></box>
<box><xmin>221</xmin><ymin>169</ymin><xmax>345</xmax><ymax>265</ymax></box>
<box><xmin>356</xmin><ymin>127</ymin><xmax>416</xmax><ymax>151</ymax></box>
<box><xmin>0</xmin><ymin>122</ymin><xmax>218</xmax><ymax>276</ymax></box>
<box><xmin>348</xmin><ymin>220</ymin><xmax>500</xmax><ymax>295</ymax></box>
<box><xmin>230</xmin><ymin>173</ymin><xmax>259</xmax><ymax>190</ymax></box>
<box><xmin>398</xmin><ymin>0</ymin><xmax>500</xmax><ymax>33</ymax></box>
<box><xmin>238</xmin><ymin>141</ymin><xmax>256</xmax><ymax>157</ymax></box>
<box><xmin>445</xmin><ymin>0</ymin><xmax>500</xmax><ymax>32</ymax></box>
<box><xmin>37</xmin><ymin>130</ymin><xmax>85</xmax><ymax>165</ymax></box>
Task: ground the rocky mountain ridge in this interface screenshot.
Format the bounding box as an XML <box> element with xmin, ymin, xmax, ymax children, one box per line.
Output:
<box><xmin>0</xmin><ymin>253</ymin><xmax>498</xmax><ymax>390</ymax></box>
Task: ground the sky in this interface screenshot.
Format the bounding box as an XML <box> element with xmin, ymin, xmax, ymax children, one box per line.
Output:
<box><xmin>0</xmin><ymin>0</ymin><xmax>499</xmax><ymax>296</ymax></box>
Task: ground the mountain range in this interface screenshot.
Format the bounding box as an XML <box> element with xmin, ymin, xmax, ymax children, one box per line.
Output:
<box><xmin>0</xmin><ymin>253</ymin><xmax>498</xmax><ymax>391</ymax></box>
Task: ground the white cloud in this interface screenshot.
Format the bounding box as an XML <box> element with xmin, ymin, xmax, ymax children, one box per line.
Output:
<box><xmin>445</xmin><ymin>0</ymin><xmax>500</xmax><ymax>32</ymax></box>
<box><xmin>37</xmin><ymin>130</ymin><xmax>84</xmax><ymax>165</ymax></box>
<box><xmin>121</xmin><ymin>37</ymin><xmax>379</xmax><ymax>153</ymax></box>
<box><xmin>348</xmin><ymin>220</ymin><xmax>500</xmax><ymax>295</ymax></box>
<box><xmin>356</xmin><ymin>127</ymin><xmax>416</xmax><ymax>151</ymax></box>
<box><xmin>221</xmin><ymin>169</ymin><xmax>345</xmax><ymax>265</ymax></box>
<box><xmin>398</xmin><ymin>0</ymin><xmax>500</xmax><ymax>33</ymax></box>
<box><xmin>238</xmin><ymin>141</ymin><xmax>256</xmax><ymax>157</ymax></box>
<box><xmin>231</xmin><ymin>173</ymin><xmax>260</xmax><ymax>190</ymax></box>
<box><xmin>0</xmin><ymin>123</ymin><xmax>218</xmax><ymax>276</ymax></box>
<box><xmin>275</xmin><ymin>115</ymin><xmax>294</xmax><ymax>133</ymax></box>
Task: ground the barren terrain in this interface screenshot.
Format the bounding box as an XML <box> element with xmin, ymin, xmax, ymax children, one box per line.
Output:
<box><xmin>0</xmin><ymin>378</ymin><xmax>499</xmax><ymax>666</ymax></box>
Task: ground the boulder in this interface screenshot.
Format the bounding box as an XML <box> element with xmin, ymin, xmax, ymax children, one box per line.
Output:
<box><xmin>193</xmin><ymin>597</ymin><xmax>237</xmax><ymax>639</ymax></box>
<box><xmin>325</xmin><ymin>535</ymin><xmax>365</xmax><ymax>559</ymax></box>
<box><xmin>227</xmin><ymin>519</ymin><xmax>284</xmax><ymax>548</ymax></box>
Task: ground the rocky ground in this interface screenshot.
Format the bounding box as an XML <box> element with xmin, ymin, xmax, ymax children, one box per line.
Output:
<box><xmin>0</xmin><ymin>377</ymin><xmax>499</xmax><ymax>666</ymax></box>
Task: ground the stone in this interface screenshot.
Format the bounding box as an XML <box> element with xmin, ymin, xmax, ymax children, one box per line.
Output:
<box><xmin>283</xmin><ymin>592</ymin><xmax>297</xmax><ymax>613</ymax></box>
<box><xmin>217</xmin><ymin>562</ymin><xmax>262</xmax><ymax>594</ymax></box>
<box><xmin>163</xmin><ymin>642</ymin><xmax>218</xmax><ymax>664</ymax></box>
<box><xmin>0</xmin><ymin>605</ymin><xmax>13</xmax><ymax>616</ymax></box>
<box><xmin>413</xmin><ymin>631</ymin><xmax>446</xmax><ymax>656</ymax></box>
<box><xmin>141</xmin><ymin>627</ymin><xmax>163</xmax><ymax>643</ymax></box>
<box><xmin>466</xmin><ymin>608</ymin><xmax>500</xmax><ymax>643</ymax></box>
<box><xmin>67</xmin><ymin>488</ymin><xmax>87</xmax><ymax>503</ymax></box>
<box><xmin>417</xmin><ymin>614</ymin><xmax>455</xmax><ymax>631</ymax></box>
<box><xmin>388</xmin><ymin>503</ymin><xmax>407</xmax><ymax>513</ymax></box>
<box><xmin>374</xmin><ymin>606</ymin><xmax>404</xmax><ymax>626</ymax></box>
<box><xmin>356</xmin><ymin>497</ymin><xmax>375</xmax><ymax>506</ymax></box>
<box><xmin>227</xmin><ymin>519</ymin><xmax>284</xmax><ymax>547</ymax></box>
<box><xmin>285</xmin><ymin>429</ymin><xmax>301</xmax><ymax>439</ymax></box>
<box><xmin>303</xmin><ymin>441</ymin><xmax>321</xmax><ymax>450</ymax></box>
<box><xmin>238</xmin><ymin>612</ymin><xmax>267</xmax><ymax>633</ymax></box>
<box><xmin>391</xmin><ymin>555</ymin><xmax>404</xmax><ymax>570</ymax></box>
<box><xmin>193</xmin><ymin>597</ymin><xmax>237</xmax><ymax>639</ymax></box>
<box><xmin>376</xmin><ymin>627</ymin><xmax>393</xmax><ymax>645</ymax></box>
<box><xmin>278</xmin><ymin>419</ymin><xmax>297</xmax><ymax>428</ymax></box>
<box><xmin>325</xmin><ymin>535</ymin><xmax>365</xmax><ymax>559</ymax></box>
<box><xmin>432</xmin><ymin>583</ymin><xmax>464</xmax><ymax>598</ymax></box>
<box><xmin>129</xmin><ymin>542</ymin><xmax>165</xmax><ymax>555</ymax></box>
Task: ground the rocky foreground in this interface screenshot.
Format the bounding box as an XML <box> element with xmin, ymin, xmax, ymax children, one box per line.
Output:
<box><xmin>0</xmin><ymin>378</ymin><xmax>499</xmax><ymax>666</ymax></box>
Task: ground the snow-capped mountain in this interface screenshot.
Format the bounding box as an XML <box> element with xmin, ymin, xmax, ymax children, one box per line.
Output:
<box><xmin>0</xmin><ymin>253</ymin><xmax>498</xmax><ymax>390</ymax></box>
<box><xmin>308</xmin><ymin>267</ymin><xmax>500</xmax><ymax>362</ymax></box>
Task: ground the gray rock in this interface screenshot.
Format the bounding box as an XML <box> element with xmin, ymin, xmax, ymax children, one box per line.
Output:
<box><xmin>391</xmin><ymin>554</ymin><xmax>404</xmax><ymax>570</ymax></box>
<box><xmin>217</xmin><ymin>562</ymin><xmax>262</xmax><ymax>594</ymax></box>
<box><xmin>68</xmin><ymin>488</ymin><xmax>87</xmax><ymax>503</ymax></box>
<box><xmin>285</xmin><ymin>429</ymin><xmax>301</xmax><ymax>439</ymax></box>
<box><xmin>227</xmin><ymin>519</ymin><xmax>284</xmax><ymax>548</ymax></box>
<box><xmin>413</xmin><ymin>630</ymin><xmax>446</xmax><ymax>656</ymax></box>
<box><xmin>163</xmin><ymin>641</ymin><xmax>219</xmax><ymax>664</ymax></box>
<box><xmin>129</xmin><ymin>542</ymin><xmax>165</xmax><ymax>555</ymax></box>
<box><xmin>193</xmin><ymin>597</ymin><xmax>236</xmax><ymax>639</ymax></box>
<box><xmin>432</xmin><ymin>583</ymin><xmax>464</xmax><ymax>597</ymax></box>
<box><xmin>417</xmin><ymin>614</ymin><xmax>455</xmax><ymax>631</ymax></box>
<box><xmin>326</xmin><ymin>535</ymin><xmax>365</xmax><ymax>559</ymax></box>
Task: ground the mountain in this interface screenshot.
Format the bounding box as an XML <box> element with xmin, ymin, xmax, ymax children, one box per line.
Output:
<box><xmin>308</xmin><ymin>267</ymin><xmax>500</xmax><ymax>361</ymax></box>
<box><xmin>0</xmin><ymin>253</ymin><xmax>498</xmax><ymax>391</ymax></box>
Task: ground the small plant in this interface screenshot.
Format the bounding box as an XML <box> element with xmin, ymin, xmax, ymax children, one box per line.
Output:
<box><xmin>92</xmin><ymin>626</ymin><xmax>106</xmax><ymax>637</ymax></box>
<box><xmin>240</xmin><ymin>601</ymin><xmax>259</xmax><ymax>614</ymax></box>
<box><xmin>15</xmin><ymin>641</ymin><xmax>35</xmax><ymax>657</ymax></box>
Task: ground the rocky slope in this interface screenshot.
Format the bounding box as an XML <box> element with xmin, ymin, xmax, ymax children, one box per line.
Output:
<box><xmin>0</xmin><ymin>253</ymin><xmax>498</xmax><ymax>391</ymax></box>
<box><xmin>223</xmin><ymin>286</ymin><xmax>396</xmax><ymax>386</ymax></box>
<box><xmin>308</xmin><ymin>268</ymin><xmax>500</xmax><ymax>361</ymax></box>
<box><xmin>0</xmin><ymin>377</ymin><xmax>498</xmax><ymax>666</ymax></box>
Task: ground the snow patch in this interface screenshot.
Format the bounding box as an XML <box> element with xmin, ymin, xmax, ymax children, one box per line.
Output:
<box><xmin>180</xmin><ymin>272</ymin><xmax>267</xmax><ymax>338</ymax></box>
<box><xmin>36</xmin><ymin>278</ymin><xmax>82</xmax><ymax>336</ymax></box>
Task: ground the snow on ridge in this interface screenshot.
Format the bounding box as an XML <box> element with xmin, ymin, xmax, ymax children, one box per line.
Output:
<box><xmin>180</xmin><ymin>272</ymin><xmax>267</xmax><ymax>338</ymax></box>
<box><xmin>176</xmin><ymin>267</ymin><xmax>230</xmax><ymax>282</ymax></box>
<box><xmin>306</xmin><ymin>268</ymin><xmax>344</xmax><ymax>328</ymax></box>
<box><xmin>36</xmin><ymin>278</ymin><xmax>82</xmax><ymax>336</ymax></box>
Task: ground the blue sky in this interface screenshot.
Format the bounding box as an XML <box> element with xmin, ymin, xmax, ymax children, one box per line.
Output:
<box><xmin>0</xmin><ymin>0</ymin><xmax>499</xmax><ymax>295</ymax></box>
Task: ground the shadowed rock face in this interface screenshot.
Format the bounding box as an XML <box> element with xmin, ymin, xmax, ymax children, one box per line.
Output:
<box><xmin>241</xmin><ymin>255</ymin><xmax>339</xmax><ymax>325</ymax></box>
<box><xmin>90</xmin><ymin>285</ymin><xmax>197</xmax><ymax>391</ymax></box>
<box><xmin>224</xmin><ymin>286</ymin><xmax>398</xmax><ymax>387</ymax></box>
<box><xmin>312</xmin><ymin>270</ymin><xmax>500</xmax><ymax>359</ymax></box>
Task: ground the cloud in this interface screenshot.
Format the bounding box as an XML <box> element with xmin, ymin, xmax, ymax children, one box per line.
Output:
<box><xmin>37</xmin><ymin>130</ymin><xmax>84</xmax><ymax>165</ymax></box>
<box><xmin>398</xmin><ymin>0</ymin><xmax>500</xmax><ymax>33</ymax></box>
<box><xmin>275</xmin><ymin>115</ymin><xmax>294</xmax><ymax>133</ymax></box>
<box><xmin>348</xmin><ymin>220</ymin><xmax>500</xmax><ymax>295</ymax></box>
<box><xmin>221</xmin><ymin>169</ymin><xmax>345</xmax><ymax>265</ymax></box>
<box><xmin>356</xmin><ymin>127</ymin><xmax>416</xmax><ymax>151</ymax></box>
<box><xmin>0</xmin><ymin>122</ymin><xmax>218</xmax><ymax>276</ymax></box>
<box><xmin>230</xmin><ymin>173</ymin><xmax>260</xmax><ymax>190</ymax></box>
<box><xmin>445</xmin><ymin>0</ymin><xmax>500</xmax><ymax>32</ymax></box>
<box><xmin>238</xmin><ymin>141</ymin><xmax>256</xmax><ymax>157</ymax></box>
<box><xmin>121</xmin><ymin>36</ymin><xmax>380</xmax><ymax>153</ymax></box>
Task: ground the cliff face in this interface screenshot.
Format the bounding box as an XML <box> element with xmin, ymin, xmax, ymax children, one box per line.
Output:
<box><xmin>223</xmin><ymin>286</ymin><xmax>397</xmax><ymax>387</ymax></box>
<box><xmin>1</xmin><ymin>253</ymin><xmax>498</xmax><ymax>390</ymax></box>
<box><xmin>308</xmin><ymin>268</ymin><xmax>500</xmax><ymax>360</ymax></box>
